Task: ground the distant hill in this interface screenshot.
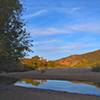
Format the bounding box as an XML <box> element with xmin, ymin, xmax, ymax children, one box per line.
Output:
<box><xmin>55</xmin><ymin>50</ymin><xmax>100</xmax><ymax>68</ymax></box>
<box><xmin>21</xmin><ymin>50</ymin><xmax>100</xmax><ymax>69</ymax></box>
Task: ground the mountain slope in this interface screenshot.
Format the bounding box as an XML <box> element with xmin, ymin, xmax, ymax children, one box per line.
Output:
<box><xmin>55</xmin><ymin>50</ymin><xmax>100</xmax><ymax>68</ymax></box>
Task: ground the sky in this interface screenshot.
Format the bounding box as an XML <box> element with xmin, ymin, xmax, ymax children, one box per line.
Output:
<box><xmin>22</xmin><ymin>0</ymin><xmax>100</xmax><ymax>60</ymax></box>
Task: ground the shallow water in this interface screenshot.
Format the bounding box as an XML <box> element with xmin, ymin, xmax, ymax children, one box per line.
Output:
<box><xmin>14</xmin><ymin>79</ymin><xmax>100</xmax><ymax>96</ymax></box>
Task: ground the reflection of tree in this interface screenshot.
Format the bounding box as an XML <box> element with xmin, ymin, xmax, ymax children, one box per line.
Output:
<box><xmin>0</xmin><ymin>76</ymin><xmax>18</xmax><ymax>85</ymax></box>
<box><xmin>21</xmin><ymin>79</ymin><xmax>47</xmax><ymax>86</ymax></box>
<box><xmin>84</xmin><ymin>82</ymin><xmax>100</xmax><ymax>88</ymax></box>
<box><xmin>93</xmin><ymin>82</ymin><xmax>100</xmax><ymax>88</ymax></box>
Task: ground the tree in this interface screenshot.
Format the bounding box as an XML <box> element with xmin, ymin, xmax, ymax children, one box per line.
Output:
<box><xmin>31</xmin><ymin>56</ymin><xmax>47</xmax><ymax>70</ymax></box>
<box><xmin>0</xmin><ymin>0</ymin><xmax>32</xmax><ymax>71</ymax></box>
<box><xmin>21</xmin><ymin>56</ymin><xmax>48</xmax><ymax>71</ymax></box>
<box><xmin>47</xmin><ymin>61</ymin><xmax>57</xmax><ymax>68</ymax></box>
<box><xmin>92</xmin><ymin>63</ymin><xmax>100</xmax><ymax>72</ymax></box>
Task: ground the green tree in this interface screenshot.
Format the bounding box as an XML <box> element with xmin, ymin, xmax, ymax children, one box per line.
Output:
<box><xmin>0</xmin><ymin>0</ymin><xmax>32</xmax><ymax>71</ymax></box>
<box><xmin>47</xmin><ymin>61</ymin><xmax>57</xmax><ymax>68</ymax></box>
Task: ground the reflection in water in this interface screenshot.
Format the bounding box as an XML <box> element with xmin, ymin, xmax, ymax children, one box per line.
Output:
<box><xmin>93</xmin><ymin>83</ymin><xmax>100</xmax><ymax>88</ymax></box>
<box><xmin>20</xmin><ymin>79</ymin><xmax>46</xmax><ymax>86</ymax></box>
<box><xmin>15</xmin><ymin>79</ymin><xmax>100</xmax><ymax>96</ymax></box>
<box><xmin>72</xmin><ymin>81</ymin><xmax>100</xmax><ymax>88</ymax></box>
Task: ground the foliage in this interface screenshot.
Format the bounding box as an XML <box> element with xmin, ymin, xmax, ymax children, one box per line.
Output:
<box><xmin>22</xmin><ymin>56</ymin><xmax>64</xmax><ymax>70</ymax></box>
<box><xmin>92</xmin><ymin>64</ymin><xmax>100</xmax><ymax>72</ymax></box>
<box><xmin>0</xmin><ymin>0</ymin><xmax>32</xmax><ymax>71</ymax></box>
<box><xmin>21</xmin><ymin>79</ymin><xmax>41</xmax><ymax>86</ymax></box>
<box><xmin>21</xmin><ymin>56</ymin><xmax>47</xmax><ymax>70</ymax></box>
<box><xmin>47</xmin><ymin>61</ymin><xmax>60</xmax><ymax>68</ymax></box>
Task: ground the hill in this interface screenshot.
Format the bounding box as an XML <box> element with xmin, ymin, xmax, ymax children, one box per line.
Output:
<box><xmin>55</xmin><ymin>50</ymin><xmax>100</xmax><ymax>68</ymax></box>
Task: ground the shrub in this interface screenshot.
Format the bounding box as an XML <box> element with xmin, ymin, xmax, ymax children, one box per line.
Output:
<box><xmin>92</xmin><ymin>64</ymin><xmax>100</xmax><ymax>72</ymax></box>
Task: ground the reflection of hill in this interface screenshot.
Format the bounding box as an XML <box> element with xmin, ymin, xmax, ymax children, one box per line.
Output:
<box><xmin>55</xmin><ymin>50</ymin><xmax>100</xmax><ymax>68</ymax></box>
<box><xmin>72</xmin><ymin>81</ymin><xmax>100</xmax><ymax>88</ymax></box>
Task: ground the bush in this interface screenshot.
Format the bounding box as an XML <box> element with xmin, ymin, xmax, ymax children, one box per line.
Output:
<box><xmin>0</xmin><ymin>63</ymin><xmax>33</xmax><ymax>73</ymax></box>
<box><xmin>92</xmin><ymin>64</ymin><xmax>100</xmax><ymax>72</ymax></box>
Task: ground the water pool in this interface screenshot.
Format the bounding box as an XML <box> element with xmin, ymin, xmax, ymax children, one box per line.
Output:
<box><xmin>14</xmin><ymin>79</ymin><xmax>100</xmax><ymax>96</ymax></box>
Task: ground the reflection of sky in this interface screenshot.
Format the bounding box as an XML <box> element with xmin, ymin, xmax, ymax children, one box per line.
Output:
<box><xmin>15</xmin><ymin>80</ymin><xmax>100</xmax><ymax>96</ymax></box>
<box><xmin>21</xmin><ymin>0</ymin><xmax>100</xmax><ymax>60</ymax></box>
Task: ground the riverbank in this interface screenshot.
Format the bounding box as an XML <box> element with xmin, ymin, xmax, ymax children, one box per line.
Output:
<box><xmin>0</xmin><ymin>68</ymin><xmax>100</xmax><ymax>100</ymax></box>
<box><xmin>0</xmin><ymin>68</ymin><xmax>100</xmax><ymax>82</ymax></box>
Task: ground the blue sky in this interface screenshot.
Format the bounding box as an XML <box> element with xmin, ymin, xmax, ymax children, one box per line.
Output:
<box><xmin>22</xmin><ymin>0</ymin><xmax>100</xmax><ymax>60</ymax></box>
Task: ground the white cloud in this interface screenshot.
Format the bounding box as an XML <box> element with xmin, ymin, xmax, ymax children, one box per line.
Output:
<box><xmin>32</xmin><ymin>27</ymin><xmax>70</xmax><ymax>35</ymax></box>
<box><xmin>33</xmin><ymin>41</ymin><xmax>100</xmax><ymax>60</ymax></box>
<box><xmin>24</xmin><ymin>9</ymin><xmax>48</xmax><ymax>19</ymax></box>
<box><xmin>34</xmin><ymin>37</ymin><xmax>100</xmax><ymax>54</ymax></box>
<box><xmin>67</xmin><ymin>23</ymin><xmax>100</xmax><ymax>33</ymax></box>
<box><xmin>34</xmin><ymin>42</ymin><xmax>86</xmax><ymax>53</ymax></box>
<box><xmin>70</xmin><ymin>7</ymin><xmax>80</xmax><ymax>13</ymax></box>
<box><xmin>49</xmin><ymin>7</ymin><xmax>80</xmax><ymax>14</ymax></box>
<box><xmin>30</xmin><ymin>22</ymin><xmax>100</xmax><ymax>36</ymax></box>
<box><xmin>35</xmin><ymin>39</ymin><xmax>62</xmax><ymax>45</ymax></box>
